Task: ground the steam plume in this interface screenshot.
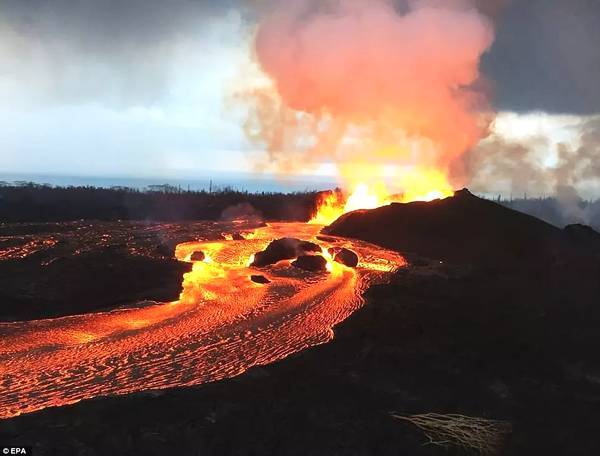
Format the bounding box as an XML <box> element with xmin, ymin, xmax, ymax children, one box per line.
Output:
<box><xmin>242</xmin><ymin>0</ymin><xmax>495</xmax><ymax>189</ymax></box>
<box><xmin>464</xmin><ymin>116</ymin><xmax>600</xmax><ymax>226</ymax></box>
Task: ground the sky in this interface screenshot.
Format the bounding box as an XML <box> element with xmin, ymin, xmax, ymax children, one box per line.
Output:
<box><xmin>1</xmin><ymin>0</ymin><xmax>599</xmax><ymax>195</ymax></box>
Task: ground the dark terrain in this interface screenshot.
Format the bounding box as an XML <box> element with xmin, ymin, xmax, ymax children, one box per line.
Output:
<box><xmin>325</xmin><ymin>189</ymin><xmax>600</xmax><ymax>265</ymax></box>
<box><xmin>2</xmin><ymin>183</ymin><xmax>599</xmax><ymax>230</ymax></box>
<box><xmin>0</xmin><ymin>184</ymin><xmax>319</xmax><ymax>223</ymax></box>
<box><xmin>0</xmin><ymin>221</ymin><xmax>261</xmax><ymax>321</ymax></box>
<box><xmin>1</xmin><ymin>191</ymin><xmax>600</xmax><ymax>455</ymax></box>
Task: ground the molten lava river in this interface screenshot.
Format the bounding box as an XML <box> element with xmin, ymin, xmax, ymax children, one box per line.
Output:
<box><xmin>0</xmin><ymin>222</ymin><xmax>406</xmax><ymax>419</ymax></box>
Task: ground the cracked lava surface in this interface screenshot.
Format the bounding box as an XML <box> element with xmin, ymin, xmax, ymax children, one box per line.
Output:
<box><xmin>0</xmin><ymin>222</ymin><xmax>406</xmax><ymax>419</ymax></box>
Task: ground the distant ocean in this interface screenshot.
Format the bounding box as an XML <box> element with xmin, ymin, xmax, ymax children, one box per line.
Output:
<box><xmin>0</xmin><ymin>172</ymin><xmax>338</xmax><ymax>194</ymax></box>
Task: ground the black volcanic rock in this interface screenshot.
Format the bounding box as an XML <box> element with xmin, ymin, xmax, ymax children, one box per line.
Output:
<box><xmin>334</xmin><ymin>248</ymin><xmax>359</xmax><ymax>267</ymax></box>
<box><xmin>189</xmin><ymin>251</ymin><xmax>205</xmax><ymax>262</ymax></box>
<box><xmin>4</xmin><ymin>197</ymin><xmax>600</xmax><ymax>456</ymax></box>
<box><xmin>0</xmin><ymin>249</ymin><xmax>191</xmax><ymax>321</ymax></box>
<box><xmin>250</xmin><ymin>274</ymin><xmax>271</xmax><ymax>284</ymax></box>
<box><xmin>324</xmin><ymin>189</ymin><xmax>577</xmax><ymax>265</ymax></box>
<box><xmin>563</xmin><ymin>224</ymin><xmax>600</xmax><ymax>254</ymax></box>
<box><xmin>251</xmin><ymin>238</ymin><xmax>321</xmax><ymax>267</ymax></box>
<box><xmin>316</xmin><ymin>235</ymin><xmax>338</xmax><ymax>243</ymax></box>
<box><xmin>231</xmin><ymin>232</ymin><xmax>245</xmax><ymax>240</ymax></box>
<box><xmin>291</xmin><ymin>254</ymin><xmax>328</xmax><ymax>272</ymax></box>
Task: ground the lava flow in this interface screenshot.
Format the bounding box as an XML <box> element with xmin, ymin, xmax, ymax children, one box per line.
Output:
<box><xmin>0</xmin><ymin>222</ymin><xmax>405</xmax><ymax>419</ymax></box>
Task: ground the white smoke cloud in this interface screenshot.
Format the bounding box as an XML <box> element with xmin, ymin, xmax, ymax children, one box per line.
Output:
<box><xmin>464</xmin><ymin>112</ymin><xmax>600</xmax><ymax>226</ymax></box>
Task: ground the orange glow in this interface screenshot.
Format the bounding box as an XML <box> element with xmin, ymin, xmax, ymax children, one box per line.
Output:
<box><xmin>310</xmin><ymin>167</ymin><xmax>454</xmax><ymax>225</ymax></box>
<box><xmin>0</xmin><ymin>238</ymin><xmax>58</xmax><ymax>260</ymax></box>
<box><xmin>320</xmin><ymin>246</ymin><xmax>344</xmax><ymax>275</ymax></box>
<box><xmin>398</xmin><ymin>168</ymin><xmax>455</xmax><ymax>203</ymax></box>
<box><xmin>345</xmin><ymin>183</ymin><xmax>385</xmax><ymax>212</ymax></box>
<box><xmin>0</xmin><ymin>222</ymin><xmax>407</xmax><ymax>419</ymax></box>
<box><xmin>309</xmin><ymin>183</ymin><xmax>391</xmax><ymax>225</ymax></box>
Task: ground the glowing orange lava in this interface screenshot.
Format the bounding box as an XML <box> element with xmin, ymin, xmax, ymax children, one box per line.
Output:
<box><xmin>310</xmin><ymin>167</ymin><xmax>455</xmax><ymax>225</ymax></box>
<box><xmin>0</xmin><ymin>222</ymin><xmax>406</xmax><ymax>419</ymax></box>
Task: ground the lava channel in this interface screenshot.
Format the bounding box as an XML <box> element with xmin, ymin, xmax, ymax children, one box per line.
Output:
<box><xmin>0</xmin><ymin>222</ymin><xmax>405</xmax><ymax>419</ymax></box>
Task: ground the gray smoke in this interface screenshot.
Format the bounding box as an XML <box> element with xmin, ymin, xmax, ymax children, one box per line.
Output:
<box><xmin>464</xmin><ymin>116</ymin><xmax>600</xmax><ymax>227</ymax></box>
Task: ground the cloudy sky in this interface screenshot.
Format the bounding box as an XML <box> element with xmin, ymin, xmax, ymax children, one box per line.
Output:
<box><xmin>1</xmin><ymin>0</ymin><xmax>599</xmax><ymax>192</ymax></box>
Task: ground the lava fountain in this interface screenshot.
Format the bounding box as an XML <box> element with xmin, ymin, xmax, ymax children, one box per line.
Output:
<box><xmin>310</xmin><ymin>167</ymin><xmax>455</xmax><ymax>225</ymax></box>
<box><xmin>241</xmin><ymin>0</ymin><xmax>495</xmax><ymax>223</ymax></box>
